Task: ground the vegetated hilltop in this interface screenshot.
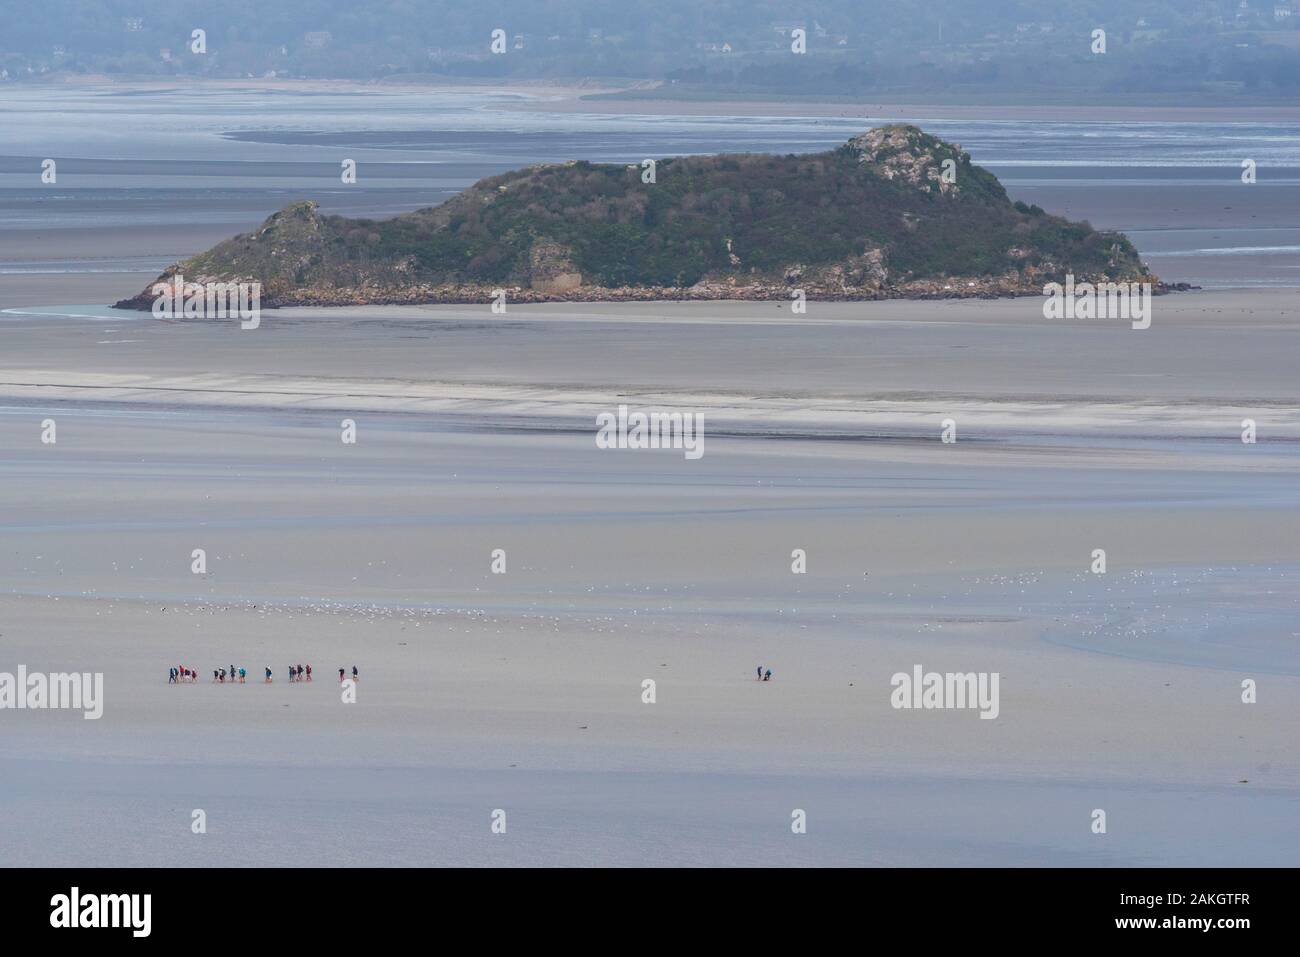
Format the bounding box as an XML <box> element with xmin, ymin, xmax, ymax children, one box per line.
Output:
<box><xmin>117</xmin><ymin>124</ymin><xmax>1155</xmax><ymax>309</ymax></box>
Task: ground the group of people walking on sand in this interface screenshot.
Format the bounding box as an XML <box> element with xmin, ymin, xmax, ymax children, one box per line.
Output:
<box><xmin>168</xmin><ymin>664</ymin><xmax>358</xmax><ymax>684</ymax></box>
<box><xmin>167</xmin><ymin>665</ymin><xmax>251</xmax><ymax>684</ymax></box>
<box><xmin>756</xmin><ymin>665</ymin><xmax>773</xmax><ymax>681</ymax></box>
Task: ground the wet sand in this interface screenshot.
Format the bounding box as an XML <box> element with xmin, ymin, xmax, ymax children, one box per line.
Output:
<box><xmin>515</xmin><ymin>94</ymin><xmax>1300</xmax><ymax>124</ymax></box>
<box><xmin>0</xmin><ymin>288</ymin><xmax>1297</xmax><ymax>865</ymax></box>
<box><xmin>3</xmin><ymin>289</ymin><xmax>1298</xmax><ymax>431</ymax></box>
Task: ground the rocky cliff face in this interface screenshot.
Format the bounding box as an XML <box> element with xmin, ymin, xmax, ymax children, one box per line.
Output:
<box><xmin>847</xmin><ymin>125</ymin><xmax>974</xmax><ymax>197</ymax></box>
<box><xmin>115</xmin><ymin>125</ymin><xmax>1155</xmax><ymax>311</ymax></box>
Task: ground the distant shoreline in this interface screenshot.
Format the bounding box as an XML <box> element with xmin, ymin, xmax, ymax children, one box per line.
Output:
<box><xmin>19</xmin><ymin>75</ymin><xmax>1300</xmax><ymax>123</ymax></box>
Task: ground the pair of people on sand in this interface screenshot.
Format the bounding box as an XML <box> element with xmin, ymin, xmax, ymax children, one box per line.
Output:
<box><xmin>338</xmin><ymin>666</ymin><xmax>358</xmax><ymax>683</ymax></box>
<box><xmin>756</xmin><ymin>665</ymin><xmax>772</xmax><ymax>682</ymax></box>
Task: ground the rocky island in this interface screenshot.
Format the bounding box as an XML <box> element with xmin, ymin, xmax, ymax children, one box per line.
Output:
<box><xmin>116</xmin><ymin>124</ymin><xmax>1157</xmax><ymax>310</ymax></box>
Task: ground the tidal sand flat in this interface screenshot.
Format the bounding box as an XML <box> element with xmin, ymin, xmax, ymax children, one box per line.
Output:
<box><xmin>2</xmin><ymin>78</ymin><xmax>1297</xmax><ymax>864</ymax></box>
<box><xmin>0</xmin><ymin>291</ymin><xmax>1297</xmax><ymax>865</ymax></box>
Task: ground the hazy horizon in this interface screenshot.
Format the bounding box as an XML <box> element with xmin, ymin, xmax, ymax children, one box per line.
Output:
<box><xmin>2</xmin><ymin>0</ymin><xmax>1298</xmax><ymax>99</ymax></box>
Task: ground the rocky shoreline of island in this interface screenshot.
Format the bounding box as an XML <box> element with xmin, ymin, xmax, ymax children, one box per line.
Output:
<box><xmin>114</xmin><ymin>276</ymin><xmax>1195</xmax><ymax>312</ymax></box>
